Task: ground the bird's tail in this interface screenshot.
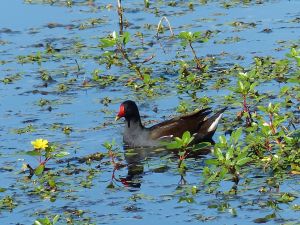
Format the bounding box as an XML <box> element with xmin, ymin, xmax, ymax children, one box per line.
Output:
<box><xmin>195</xmin><ymin>107</ymin><xmax>227</xmax><ymax>142</ymax></box>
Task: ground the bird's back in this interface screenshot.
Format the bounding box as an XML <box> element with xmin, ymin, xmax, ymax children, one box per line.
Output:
<box><xmin>148</xmin><ymin>108</ymin><xmax>212</xmax><ymax>140</ymax></box>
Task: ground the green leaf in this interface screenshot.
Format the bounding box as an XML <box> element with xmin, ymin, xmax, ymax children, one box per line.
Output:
<box><xmin>180</xmin><ymin>40</ymin><xmax>188</xmax><ymax>48</ymax></box>
<box><xmin>48</xmin><ymin>179</ymin><xmax>56</xmax><ymax>188</ymax></box>
<box><xmin>106</xmin><ymin>182</ymin><xmax>115</xmax><ymax>189</ymax></box>
<box><xmin>249</xmin><ymin>82</ymin><xmax>258</xmax><ymax>92</ymax></box>
<box><xmin>187</xmin><ymin>136</ymin><xmax>194</xmax><ymax>145</ymax></box>
<box><xmin>178</xmin><ymin>31</ymin><xmax>190</xmax><ymax>40</ymax></box>
<box><xmin>143</xmin><ymin>74</ymin><xmax>151</xmax><ymax>84</ymax></box>
<box><xmin>52</xmin><ymin>215</ymin><xmax>60</xmax><ymax>224</ymax></box>
<box><xmin>236</xmin><ymin>157</ymin><xmax>252</xmax><ymax>166</ymax></box>
<box><xmin>229</xmin><ymin>208</ymin><xmax>237</xmax><ymax>217</ymax></box>
<box><xmin>182</xmin><ymin>131</ymin><xmax>191</xmax><ymax>142</ymax></box>
<box><xmin>192</xmin><ymin>142</ymin><xmax>211</xmax><ymax>152</ymax></box>
<box><xmin>296</xmin><ymin>56</ymin><xmax>300</xmax><ymax>66</ymax></box>
<box><xmin>219</xmin><ymin>167</ymin><xmax>228</xmax><ymax>179</ymax></box>
<box><xmin>238</xmin><ymin>80</ymin><xmax>244</xmax><ymax>91</ymax></box>
<box><xmin>102</xmin><ymin>50</ymin><xmax>114</xmax><ymax>57</ymax></box>
<box><xmin>205</xmin><ymin>159</ymin><xmax>218</xmax><ymax>165</ymax></box>
<box><xmin>253</xmin><ymin>213</ymin><xmax>276</xmax><ymax>223</ymax></box>
<box><xmin>54</xmin><ymin>151</ymin><xmax>69</xmax><ymax>158</ymax></box>
<box><xmin>214</xmin><ymin>148</ymin><xmax>224</xmax><ymax>161</ymax></box>
<box><xmin>193</xmin><ymin>31</ymin><xmax>201</xmax><ymax>38</ymax></box>
<box><xmin>290</xmin><ymin>48</ymin><xmax>298</xmax><ymax>57</ymax></box>
<box><xmin>175</xmin><ymin>137</ymin><xmax>182</xmax><ymax>142</ymax></box>
<box><xmin>226</xmin><ymin>147</ymin><xmax>234</xmax><ymax>161</ymax></box>
<box><xmin>236</xmin><ymin>149</ymin><xmax>248</xmax><ymax>162</ymax></box>
<box><xmin>257</xmin><ymin>105</ymin><xmax>267</xmax><ymax>113</ymax></box>
<box><xmin>121</xmin><ymin>32</ymin><xmax>131</xmax><ymax>45</ymax></box>
<box><xmin>99</xmin><ymin>38</ymin><xmax>116</xmax><ymax>48</ymax></box>
<box><xmin>166</xmin><ymin>141</ymin><xmax>180</xmax><ymax>149</ymax></box>
<box><xmin>205</xmin><ymin>172</ymin><xmax>218</xmax><ymax>184</ymax></box>
<box><xmin>178</xmin><ymin>151</ymin><xmax>185</xmax><ymax>157</ymax></box>
<box><xmin>34</xmin><ymin>164</ymin><xmax>45</xmax><ymax>176</ymax></box>
<box><xmin>35</xmin><ymin>217</ymin><xmax>51</xmax><ymax>225</ymax></box>
<box><xmin>268</xmin><ymin>102</ymin><xmax>273</xmax><ymax>111</ymax></box>
<box><xmin>26</xmin><ymin>150</ymin><xmax>41</xmax><ymax>156</ymax></box>
<box><xmin>144</xmin><ymin>0</ymin><xmax>150</xmax><ymax>8</ymax></box>
<box><xmin>231</xmin><ymin>127</ymin><xmax>242</xmax><ymax>144</ymax></box>
<box><xmin>219</xmin><ymin>135</ymin><xmax>227</xmax><ymax>145</ymax></box>
<box><xmin>280</xmin><ymin>86</ymin><xmax>290</xmax><ymax>94</ymax></box>
<box><xmin>178</xmin><ymin>196</ymin><xmax>195</xmax><ymax>204</ymax></box>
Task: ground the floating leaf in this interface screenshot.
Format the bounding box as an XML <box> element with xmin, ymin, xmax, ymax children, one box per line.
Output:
<box><xmin>26</xmin><ymin>150</ymin><xmax>41</xmax><ymax>156</ymax></box>
<box><xmin>178</xmin><ymin>196</ymin><xmax>195</xmax><ymax>204</ymax></box>
<box><xmin>106</xmin><ymin>182</ymin><xmax>115</xmax><ymax>189</ymax></box>
<box><xmin>34</xmin><ymin>217</ymin><xmax>51</xmax><ymax>225</ymax></box>
<box><xmin>54</xmin><ymin>151</ymin><xmax>69</xmax><ymax>158</ymax></box>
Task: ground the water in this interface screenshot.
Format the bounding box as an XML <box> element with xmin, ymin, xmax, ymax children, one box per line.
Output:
<box><xmin>0</xmin><ymin>0</ymin><xmax>299</xmax><ymax>224</ymax></box>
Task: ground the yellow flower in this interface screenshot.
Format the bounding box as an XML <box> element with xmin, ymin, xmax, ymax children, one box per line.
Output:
<box><xmin>31</xmin><ymin>139</ymin><xmax>49</xmax><ymax>150</ymax></box>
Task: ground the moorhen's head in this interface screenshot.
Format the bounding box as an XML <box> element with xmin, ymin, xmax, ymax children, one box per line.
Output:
<box><xmin>115</xmin><ymin>100</ymin><xmax>141</xmax><ymax>122</ymax></box>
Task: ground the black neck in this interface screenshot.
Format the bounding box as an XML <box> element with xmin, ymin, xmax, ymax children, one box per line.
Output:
<box><xmin>125</xmin><ymin>117</ymin><xmax>143</xmax><ymax>129</ymax></box>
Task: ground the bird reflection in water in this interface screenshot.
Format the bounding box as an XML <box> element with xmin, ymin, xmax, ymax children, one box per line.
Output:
<box><xmin>117</xmin><ymin>144</ymin><xmax>212</xmax><ymax>189</ymax></box>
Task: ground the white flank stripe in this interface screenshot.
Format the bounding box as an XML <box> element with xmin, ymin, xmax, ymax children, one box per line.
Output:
<box><xmin>158</xmin><ymin>135</ymin><xmax>173</xmax><ymax>140</ymax></box>
<box><xmin>207</xmin><ymin>113</ymin><xmax>223</xmax><ymax>132</ymax></box>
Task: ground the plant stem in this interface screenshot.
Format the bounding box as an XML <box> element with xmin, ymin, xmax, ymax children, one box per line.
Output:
<box><xmin>116</xmin><ymin>1</ymin><xmax>144</xmax><ymax>79</ymax></box>
<box><xmin>243</xmin><ymin>95</ymin><xmax>253</xmax><ymax>126</ymax></box>
<box><xmin>27</xmin><ymin>164</ymin><xmax>35</xmax><ymax>176</ymax></box>
<box><xmin>156</xmin><ymin>16</ymin><xmax>174</xmax><ymax>38</ymax></box>
<box><xmin>116</xmin><ymin>43</ymin><xmax>144</xmax><ymax>79</ymax></box>
<box><xmin>117</xmin><ymin>0</ymin><xmax>123</xmax><ymax>35</ymax></box>
<box><xmin>269</xmin><ymin>114</ymin><xmax>282</xmax><ymax>145</ymax></box>
<box><xmin>178</xmin><ymin>175</ymin><xmax>187</xmax><ymax>185</ymax></box>
<box><xmin>188</xmin><ymin>42</ymin><xmax>204</xmax><ymax>71</ymax></box>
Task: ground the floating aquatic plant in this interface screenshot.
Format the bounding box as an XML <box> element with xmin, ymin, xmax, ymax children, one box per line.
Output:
<box><xmin>25</xmin><ymin>139</ymin><xmax>69</xmax><ymax>177</ymax></box>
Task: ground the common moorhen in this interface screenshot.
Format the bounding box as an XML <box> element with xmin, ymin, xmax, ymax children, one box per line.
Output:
<box><xmin>115</xmin><ymin>100</ymin><xmax>227</xmax><ymax>147</ymax></box>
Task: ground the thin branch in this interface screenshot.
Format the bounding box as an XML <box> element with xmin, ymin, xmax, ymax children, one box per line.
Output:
<box><xmin>75</xmin><ymin>59</ymin><xmax>80</xmax><ymax>72</ymax></box>
<box><xmin>142</xmin><ymin>54</ymin><xmax>155</xmax><ymax>64</ymax></box>
<box><xmin>189</xmin><ymin>42</ymin><xmax>204</xmax><ymax>71</ymax></box>
<box><xmin>117</xmin><ymin>0</ymin><xmax>123</xmax><ymax>35</ymax></box>
<box><xmin>116</xmin><ymin>43</ymin><xmax>144</xmax><ymax>79</ymax></box>
<box><xmin>26</xmin><ymin>164</ymin><xmax>35</xmax><ymax>176</ymax></box>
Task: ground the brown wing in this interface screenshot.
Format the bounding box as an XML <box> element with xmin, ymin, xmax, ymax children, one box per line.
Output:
<box><xmin>148</xmin><ymin>108</ymin><xmax>212</xmax><ymax>140</ymax></box>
